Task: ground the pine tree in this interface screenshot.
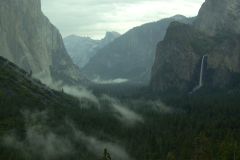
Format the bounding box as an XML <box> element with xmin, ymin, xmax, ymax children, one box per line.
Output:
<box><xmin>100</xmin><ymin>148</ymin><xmax>111</xmax><ymax>160</ymax></box>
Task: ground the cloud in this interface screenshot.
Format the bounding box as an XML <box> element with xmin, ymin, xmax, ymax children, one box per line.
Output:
<box><xmin>3</xmin><ymin>110</ymin><xmax>131</xmax><ymax>160</ymax></box>
<box><xmin>146</xmin><ymin>100</ymin><xmax>173</xmax><ymax>113</ymax></box>
<box><xmin>92</xmin><ymin>78</ymin><xmax>129</xmax><ymax>84</ymax></box>
<box><xmin>63</xmin><ymin>85</ymin><xmax>99</xmax><ymax>104</ymax></box>
<box><xmin>33</xmin><ymin>71</ymin><xmax>99</xmax><ymax>105</ymax></box>
<box><xmin>2</xmin><ymin>111</ymin><xmax>73</xmax><ymax>160</ymax></box>
<box><xmin>112</xmin><ymin>102</ymin><xmax>144</xmax><ymax>125</ymax></box>
<box><xmin>41</xmin><ymin>0</ymin><xmax>205</xmax><ymax>39</ymax></box>
<box><xmin>102</xmin><ymin>96</ymin><xmax>144</xmax><ymax>125</ymax></box>
<box><xmin>71</xmin><ymin>127</ymin><xmax>132</xmax><ymax>160</ymax></box>
<box><xmin>0</xmin><ymin>98</ymin><xmax>176</xmax><ymax>160</ymax></box>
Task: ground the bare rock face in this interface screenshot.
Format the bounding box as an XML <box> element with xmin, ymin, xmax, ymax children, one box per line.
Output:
<box><xmin>151</xmin><ymin>0</ymin><xmax>240</xmax><ymax>93</ymax></box>
<box><xmin>151</xmin><ymin>23</ymin><xmax>240</xmax><ymax>92</ymax></box>
<box><xmin>0</xmin><ymin>0</ymin><xmax>83</xmax><ymax>85</ymax></box>
<box><xmin>83</xmin><ymin>15</ymin><xmax>193</xmax><ymax>84</ymax></box>
<box><xmin>150</xmin><ymin>22</ymin><xmax>209</xmax><ymax>92</ymax></box>
<box><xmin>195</xmin><ymin>0</ymin><xmax>240</xmax><ymax>36</ymax></box>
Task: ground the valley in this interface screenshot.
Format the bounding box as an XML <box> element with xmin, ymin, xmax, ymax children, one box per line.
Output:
<box><xmin>0</xmin><ymin>0</ymin><xmax>240</xmax><ymax>160</ymax></box>
<box><xmin>1</xmin><ymin>56</ymin><xmax>240</xmax><ymax>160</ymax></box>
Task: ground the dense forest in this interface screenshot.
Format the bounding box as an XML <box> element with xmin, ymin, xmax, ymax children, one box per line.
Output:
<box><xmin>0</xmin><ymin>58</ymin><xmax>240</xmax><ymax>160</ymax></box>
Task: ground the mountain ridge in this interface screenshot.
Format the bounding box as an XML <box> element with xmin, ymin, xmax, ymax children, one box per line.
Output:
<box><xmin>151</xmin><ymin>0</ymin><xmax>240</xmax><ymax>93</ymax></box>
<box><xmin>64</xmin><ymin>31</ymin><xmax>120</xmax><ymax>68</ymax></box>
<box><xmin>83</xmin><ymin>15</ymin><xmax>194</xmax><ymax>84</ymax></box>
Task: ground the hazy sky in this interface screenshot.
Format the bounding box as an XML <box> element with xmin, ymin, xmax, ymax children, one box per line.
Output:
<box><xmin>41</xmin><ymin>0</ymin><xmax>205</xmax><ymax>39</ymax></box>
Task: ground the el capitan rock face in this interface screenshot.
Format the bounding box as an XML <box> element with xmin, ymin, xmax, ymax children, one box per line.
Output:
<box><xmin>0</xmin><ymin>0</ymin><xmax>83</xmax><ymax>85</ymax></box>
<box><xmin>151</xmin><ymin>0</ymin><xmax>240</xmax><ymax>93</ymax></box>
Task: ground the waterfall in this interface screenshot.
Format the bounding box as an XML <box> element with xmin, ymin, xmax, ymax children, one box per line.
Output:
<box><xmin>199</xmin><ymin>55</ymin><xmax>207</xmax><ymax>87</ymax></box>
<box><xmin>190</xmin><ymin>55</ymin><xmax>207</xmax><ymax>93</ymax></box>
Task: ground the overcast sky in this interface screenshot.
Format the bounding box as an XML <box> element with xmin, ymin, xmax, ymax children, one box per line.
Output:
<box><xmin>41</xmin><ymin>0</ymin><xmax>205</xmax><ymax>39</ymax></box>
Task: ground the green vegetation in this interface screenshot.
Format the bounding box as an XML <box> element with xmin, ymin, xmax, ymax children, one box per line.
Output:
<box><xmin>0</xmin><ymin>57</ymin><xmax>240</xmax><ymax>160</ymax></box>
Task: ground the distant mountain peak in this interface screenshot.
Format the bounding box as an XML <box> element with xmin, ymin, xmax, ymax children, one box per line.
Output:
<box><xmin>64</xmin><ymin>31</ymin><xmax>120</xmax><ymax>68</ymax></box>
<box><xmin>105</xmin><ymin>31</ymin><xmax>121</xmax><ymax>37</ymax></box>
<box><xmin>65</xmin><ymin>34</ymin><xmax>93</xmax><ymax>41</ymax></box>
<box><xmin>172</xmin><ymin>14</ymin><xmax>187</xmax><ymax>20</ymax></box>
<box><xmin>102</xmin><ymin>31</ymin><xmax>121</xmax><ymax>42</ymax></box>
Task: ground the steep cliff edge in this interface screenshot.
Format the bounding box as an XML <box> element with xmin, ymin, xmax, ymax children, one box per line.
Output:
<box><xmin>83</xmin><ymin>15</ymin><xmax>193</xmax><ymax>84</ymax></box>
<box><xmin>195</xmin><ymin>0</ymin><xmax>240</xmax><ymax>36</ymax></box>
<box><xmin>0</xmin><ymin>0</ymin><xmax>83</xmax><ymax>85</ymax></box>
<box><xmin>151</xmin><ymin>0</ymin><xmax>240</xmax><ymax>93</ymax></box>
<box><xmin>151</xmin><ymin>22</ymin><xmax>212</xmax><ymax>92</ymax></box>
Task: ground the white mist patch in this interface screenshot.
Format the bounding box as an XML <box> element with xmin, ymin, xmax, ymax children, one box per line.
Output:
<box><xmin>112</xmin><ymin>103</ymin><xmax>144</xmax><ymax>125</ymax></box>
<box><xmin>33</xmin><ymin>70</ymin><xmax>58</xmax><ymax>87</ymax></box>
<box><xmin>148</xmin><ymin>101</ymin><xmax>173</xmax><ymax>114</ymax></box>
<box><xmin>92</xmin><ymin>77</ymin><xmax>129</xmax><ymax>84</ymax></box>
<box><xmin>3</xmin><ymin>129</ymin><xmax>73</xmax><ymax>159</ymax></box>
<box><xmin>63</xmin><ymin>85</ymin><xmax>99</xmax><ymax>104</ymax></box>
<box><xmin>2</xmin><ymin>111</ymin><xmax>73</xmax><ymax>160</ymax></box>
<box><xmin>102</xmin><ymin>96</ymin><xmax>144</xmax><ymax>125</ymax></box>
<box><xmin>33</xmin><ymin>71</ymin><xmax>100</xmax><ymax>105</ymax></box>
<box><xmin>73</xmin><ymin>129</ymin><xmax>132</xmax><ymax>160</ymax></box>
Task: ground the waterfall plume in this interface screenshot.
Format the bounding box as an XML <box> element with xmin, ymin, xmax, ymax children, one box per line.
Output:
<box><xmin>190</xmin><ymin>55</ymin><xmax>207</xmax><ymax>93</ymax></box>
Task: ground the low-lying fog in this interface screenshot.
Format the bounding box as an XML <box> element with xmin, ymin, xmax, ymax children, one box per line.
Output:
<box><xmin>8</xmin><ymin>73</ymin><xmax>177</xmax><ymax>160</ymax></box>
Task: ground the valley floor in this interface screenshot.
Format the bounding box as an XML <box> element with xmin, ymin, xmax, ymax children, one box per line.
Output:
<box><xmin>0</xmin><ymin>60</ymin><xmax>240</xmax><ymax>160</ymax></box>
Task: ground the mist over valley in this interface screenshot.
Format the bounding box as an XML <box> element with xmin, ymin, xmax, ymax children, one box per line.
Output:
<box><xmin>1</xmin><ymin>0</ymin><xmax>240</xmax><ymax>159</ymax></box>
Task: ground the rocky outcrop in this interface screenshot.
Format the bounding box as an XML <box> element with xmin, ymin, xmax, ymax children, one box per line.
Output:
<box><xmin>83</xmin><ymin>15</ymin><xmax>194</xmax><ymax>84</ymax></box>
<box><xmin>64</xmin><ymin>32</ymin><xmax>120</xmax><ymax>68</ymax></box>
<box><xmin>0</xmin><ymin>0</ymin><xmax>83</xmax><ymax>85</ymax></box>
<box><xmin>151</xmin><ymin>22</ymin><xmax>208</xmax><ymax>92</ymax></box>
<box><xmin>100</xmin><ymin>31</ymin><xmax>121</xmax><ymax>47</ymax></box>
<box><xmin>195</xmin><ymin>0</ymin><xmax>240</xmax><ymax>36</ymax></box>
<box><xmin>151</xmin><ymin>0</ymin><xmax>240</xmax><ymax>93</ymax></box>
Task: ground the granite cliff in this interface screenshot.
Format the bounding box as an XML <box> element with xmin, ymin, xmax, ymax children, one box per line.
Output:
<box><xmin>83</xmin><ymin>15</ymin><xmax>193</xmax><ymax>84</ymax></box>
<box><xmin>0</xmin><ymin>0</ymin><xmax>83</xmax><ymax>85</ymax></box>
<box><xmin>151</xmin><ymin>0</ymin><xmax>240</xmax><ymax>93</ymax></box>
<box><xmin>195</xmin><ymin>0</ymin><xmax>240</xmax><ymax>36</ymax></box>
